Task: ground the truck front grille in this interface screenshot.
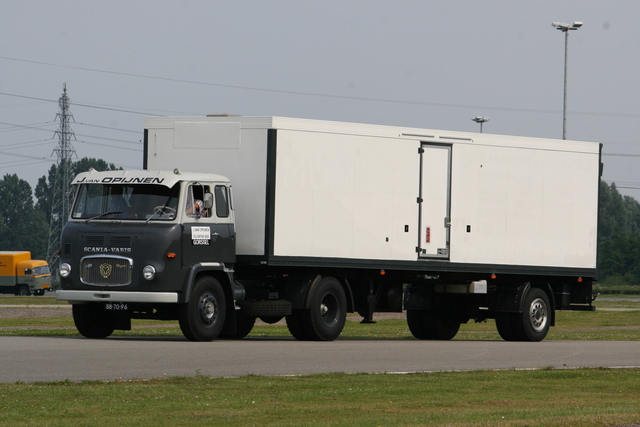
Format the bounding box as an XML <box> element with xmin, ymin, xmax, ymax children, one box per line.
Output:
<box><xmin>80</xmin><ymin>255</ymin><xmax>133</xmax><ymax>286</ymax></box>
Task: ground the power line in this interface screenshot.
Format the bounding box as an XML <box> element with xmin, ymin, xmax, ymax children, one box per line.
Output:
<box><xmin>1</xmin><ymin>55</ymin><xmax>639</xmax><ymax>119</ymax></box>
<box><xmin>74</xmin><ymin>122</ymin><xmax>142</xmax><ymax>134</ymax></box>
<box><xmin>0</xmin><ymin>91</ymin><xmax>161</xmax><ymax>116</ymax></box>
<box><xmin>75</xmin><ymin>139</ymin><xmax>142</xmax><ymax>152</ymax></box>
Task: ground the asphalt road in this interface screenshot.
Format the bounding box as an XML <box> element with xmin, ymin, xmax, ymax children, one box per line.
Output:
<box><xmin>2</xmin><ymin>337</ymin><xmax>639</xmax><ymax>383</ymax></box>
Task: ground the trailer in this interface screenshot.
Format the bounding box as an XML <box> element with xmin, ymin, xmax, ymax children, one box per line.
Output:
<box><xmin>56</xmin><ymin>116</ymin><xmax>600</xmax><ymax>341</ymax></box>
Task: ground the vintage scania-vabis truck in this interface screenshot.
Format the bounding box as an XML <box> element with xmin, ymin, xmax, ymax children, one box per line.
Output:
<box><xmin>56</xmin><ymin>116</ymin><xmax>600</xmax><ymax>342</ymax></box>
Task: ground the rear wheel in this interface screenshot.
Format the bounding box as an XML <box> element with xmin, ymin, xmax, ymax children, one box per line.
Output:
<box><xmin>407</xmin><ymin>308</ymin><xmax>460</xmax><ymax>340</ymax></box>
<box><xmin>517</xmin><ymin>288</ymin><xmax>550</xmax><ymax>342</ymax></box>
<box><xmin>286</xmin><ymin>277</ymin><xmax>348</xmax><ymax>341</ymax></box>
<box><xmin>219</xmin><ymin>315</ymin><xmax>255</xmax><ymax>339</ymax></box>
<box><xmin>495</xmin><ymin>313</ymin><xmax>518</xmax><ymax>341</ymax></box>
<box><xmin>179</xmin><ymin>276</ymin><xmax>226</xmax><ymax>341</ymax></box>
<box><xmin>286</xmin><ymin>310</ymin><xmax>311</xmax><ymax>340</ymax></box>
<box><xmin>302</xmin><ymin>277</ymin><xmax>347</xmax><ymax>341</ymax></box>
<box><xmin>72</xmin><ymin>304</ymin><xmax>117</xmax><ymax>339</ymax></box>
<box><xmin>497</xmin><ymin>288</ymin><xmax>551</xmax><ymax>342</ymax></box>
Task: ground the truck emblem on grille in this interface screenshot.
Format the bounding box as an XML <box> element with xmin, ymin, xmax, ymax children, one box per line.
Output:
<box><xmin>100</xmin><ymin>263</ymin><xmax>113</xmax><ymax>278</ymax></box>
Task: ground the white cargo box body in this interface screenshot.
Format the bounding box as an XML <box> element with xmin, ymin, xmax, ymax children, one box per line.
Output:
<box><xmin>144</xmin><ymin>116</ymin><xmax>600</xmax><ymax>277</ymax></box>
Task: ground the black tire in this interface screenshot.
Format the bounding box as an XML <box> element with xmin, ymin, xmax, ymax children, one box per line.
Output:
<box><xmin>219</xmin><ymin>315</ymin><xmax>255</xmax><ymax>339</ymax></box>
<box><xmin>179</xmin><ymin>276</ymin><xmax>226</xmax><ymax>342</ymax></box>
<box><xmin>17</xmin><ymin>286</ymin><xmax>30</xmax><ymax>296</ymax></box>
<box><xmin>72</xmin><ymin>304</ymin><xmax>116</xmax><ymax>339</ymax></box>
<box><xmin>302</xmin><ymin>276</ymin><xmax>347</xmax><ymax>341</ymax></box>
<box><xmin>286</xmin><ymin>309</ymin><xmax>312</xmax><ymax>340</ymax></box>
<box><xmin>407</xmin><ymin>308</ymin><xmax>460</xmax><ymax>340</ymax></box>
<box><xmin>259</xmin><ymin>316</ymin><xmax>283</xmax><ymax>324</ymax></box>
<box><xmin>495</xmin><ymin>313</ymin><xmax>519</xmax><ymax>341</ymax></box>
<box><xmin>511</xmin><ymin>288</ymin><xmax>551</xmax><ymax>342</ymax></box>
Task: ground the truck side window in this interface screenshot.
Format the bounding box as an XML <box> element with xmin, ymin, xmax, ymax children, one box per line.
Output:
<box><xmin>186</xmin><ymin>184</ymin><xmax>210</xmax><ymax>218</ymax></box>
<box><xmin>215</xmin><ymin>185</ymin><xmax>229</xmax><ymax>218</ymax></box>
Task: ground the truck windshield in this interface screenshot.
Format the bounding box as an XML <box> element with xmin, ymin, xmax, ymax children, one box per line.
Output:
<box><xmin>71</xmin><ymin>183</ymin><xmax>180</xmax><ymax>221</ymax></box>
<box><xmin>32</xmin><ymin>265</ymin><xmax>51</xmax><ymax>276</ymax></box>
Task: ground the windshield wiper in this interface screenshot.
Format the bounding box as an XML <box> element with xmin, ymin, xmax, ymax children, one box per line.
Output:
<box><xmin>85</xmin><ymin>212</ymin><xmax>122</xmax><ymax>223</ymax></box>
<box><xmin>146</xmin><ymin>195</ymin><xmax>176</xmax><ymax>224</ymax></box>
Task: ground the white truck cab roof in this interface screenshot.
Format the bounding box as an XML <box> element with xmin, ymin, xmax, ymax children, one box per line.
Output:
<box><xmin>72</xmin><ymin>169</ymin><xmax>230</xmax><ymax>188</ymax></box>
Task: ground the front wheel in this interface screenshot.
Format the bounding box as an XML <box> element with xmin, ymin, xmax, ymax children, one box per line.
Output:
<box><xmin>179</xmin><ymin>276</ymin><xmax>226</xmax><ymax>341</ymax></box>
<box><xmin>72</xmin><ymin>304</ymin><xmax>117</xmax><ymax>339</ymax></box>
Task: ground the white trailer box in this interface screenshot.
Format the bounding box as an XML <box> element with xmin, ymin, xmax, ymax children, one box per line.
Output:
<box><xmin>144</xmin><ymin>116</ymin><xmax>600</xmax><ymax>278</ymax></box>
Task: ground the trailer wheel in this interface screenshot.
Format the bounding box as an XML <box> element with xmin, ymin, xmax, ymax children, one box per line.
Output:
<box><xmin>286</xmin><ymin>310</ymin><xmax>311</xmax><ymax>340</ymax></box>
<box><xmin>72</xmin><ymin>304</ymin><xmax>117</xmax><ymax>339</ymax></box>
<box><xmin>407</xmin><ymin>308</ymin><xmax>460</xmax><ymax>340</ymax></box>
<box><xmin>495</xmin><ymin>313</ymin><xmax>518</xmax><ymax>341</ymax></box>
<box><xmin>302</xmin><ymin>277</ymin><xmax>347</xmax><ymax>341</ymax></box>
<box><xmin>260</xmin><ymin>316</ymin><xmax>283</xmax><ymax>324</ymax></box>
<box><xmin>179</xmin><ymin>276</ymin><xmax>226</xmax><ymax>341</ymax></box>
<box><xmin>513</xmin><ymin>287</ymin><xmax>550</xmax><ymax>342</ymax></box>
<box><xmin>219</xmin><ymin>315</ymin><xmax>255</xmax><ymax>339</ymax></box>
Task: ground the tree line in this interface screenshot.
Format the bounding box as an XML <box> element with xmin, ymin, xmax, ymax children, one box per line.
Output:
<box><xmin>598</xmin><ymin>181</ymin><xmax>640</xmax><ymax>285</ymax></box>
<box><xmin>0</xmin><ymin>158</ymin><xmax>120</xmax><ymax>261</ymax></box>
<box><xmin>0</xmin><ymin>162</ymin><xmax>638</xmax><ymax>285</ymax></box>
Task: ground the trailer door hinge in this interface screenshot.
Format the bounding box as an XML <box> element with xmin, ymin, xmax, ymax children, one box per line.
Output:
<box><xmin>417</xmin><ymin>197</ymin><xmax>423</xmax><ymax>203</ymax></box>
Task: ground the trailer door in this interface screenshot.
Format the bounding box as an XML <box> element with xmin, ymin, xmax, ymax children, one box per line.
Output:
<box><xmin>417</xmin><ymin>144</ymin><xmax>451</xmax><ymax>259</ymax></box>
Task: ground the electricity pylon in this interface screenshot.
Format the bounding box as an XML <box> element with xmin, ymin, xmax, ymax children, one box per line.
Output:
<box><xmin>46</xmin><ymin>84</ymin><xmax>77</xmax><ymax>275</ymax></box>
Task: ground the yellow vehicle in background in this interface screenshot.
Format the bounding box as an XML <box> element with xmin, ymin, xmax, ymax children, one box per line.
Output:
<box><xmin>0</xmin><ymin>251</ymin><xmax>51</xmax><ymax>296</ymax></box>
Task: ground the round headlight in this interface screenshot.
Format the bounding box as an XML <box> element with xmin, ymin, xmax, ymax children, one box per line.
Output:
<box><xmin>142</xmin><ymin>265</ymin><xmax>156</xmax><ymax>281</ymax></box>
<box><xmin>59</xmin><ymin>263</ymin><xmax>71</xmax><ymax>278</ymax></box>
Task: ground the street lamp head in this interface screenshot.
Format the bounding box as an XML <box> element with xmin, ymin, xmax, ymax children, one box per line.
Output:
<box><xmin>552</xmin><ymin>21</ymin><xmax>583</xmax><ymax>31</ymax></box>
<box><xmin>472</xmin><ymin>116</ymin><xmax>489</xmax><ymax>124</ymax></box>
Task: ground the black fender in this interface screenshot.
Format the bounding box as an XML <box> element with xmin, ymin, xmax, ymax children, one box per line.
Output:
<box><xmin>404</xmin><ymin>284</ymin><xmax>433</xmax><ymax>310</ymax></box>
<box><xmin>181</xmin><ymin>262</ymin><xmax>234</xmax><ymax>303</ymax></box>
<box><xmin>182</xmin><ymin>262</ymin><xmax>238</xmax><ymax>335</ymax></box>
<box><xmin>490</xmin><ymin>282</ymin><xmax>556</xmax><ymax>327</ymax></box>
<box><xmin>286</xmin><ymin>274</ymin><xmax>321</xmax><ymax>310</ymax></box>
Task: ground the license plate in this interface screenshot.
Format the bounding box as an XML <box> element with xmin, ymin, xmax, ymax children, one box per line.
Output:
<box><xmin>105</xmin><ymin>303</ymin><xmax>129</xmax><ymax>311</ymax></box>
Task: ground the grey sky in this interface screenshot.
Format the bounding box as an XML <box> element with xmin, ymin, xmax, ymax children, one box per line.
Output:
<box><xmin>1</xmin><ymin>1</ymin><xmax>639</xmax><ymax>198</ymax></box>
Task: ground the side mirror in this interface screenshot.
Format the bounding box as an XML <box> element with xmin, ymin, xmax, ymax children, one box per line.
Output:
<box><xmin>203</xmin><ymin>192</ymin><xmax>214</xmax><ymax>210</ymax></box>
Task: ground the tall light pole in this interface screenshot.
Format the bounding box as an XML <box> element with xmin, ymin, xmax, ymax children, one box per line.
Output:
<box><xmin>472</xmin><ymin>116</ymin><xmax>489</xmax><ymax>133</ymax></box>
<box><xmin>552</xmin><ymin>21</ymin><xmax>583</xmax><ymax>140</ymax></box>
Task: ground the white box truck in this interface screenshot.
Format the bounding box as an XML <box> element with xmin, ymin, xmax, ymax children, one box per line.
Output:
<box><xmin>56</xmin><ymin>116</ymin><xmax>600</xmax><ymax>342</ymax></box>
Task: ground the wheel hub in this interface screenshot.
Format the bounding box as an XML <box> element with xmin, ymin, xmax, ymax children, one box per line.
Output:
<box><xmin>199</xmin><ymin>293</ymin><xmax>217</xmax><ymax>325</ymax></box>
<box><xmin>529</xmin><ymin>298</ymin><xmax>547</xmax><ymax>332</ymax></box>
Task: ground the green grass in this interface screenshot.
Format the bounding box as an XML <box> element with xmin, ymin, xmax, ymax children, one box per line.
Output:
<box><xmin>1</xmin><ymin>297</ymin><xmax>640</xmax><ymax>426</ymax></box>
<box><xmin>1</xmin><ymin>369</ymin><xmax>639</xmax><ymax>426</ymax></box>
<box><xmin>0</xmin><ymin>296</ymin><xmax>67</xmax><ymax>305</ymax></box>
